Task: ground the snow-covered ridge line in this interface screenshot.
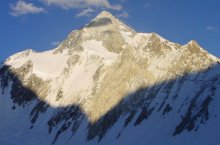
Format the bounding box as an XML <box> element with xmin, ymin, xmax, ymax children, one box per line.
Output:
<box><xmin>182</xmin><ymin>40</ymin><xmax>220</xmax><ymax>62</ymax></box>
<box><xmin>4</xmin><ymin>49</ymin><xmax>69</xmax><ymax>80</ymax></box>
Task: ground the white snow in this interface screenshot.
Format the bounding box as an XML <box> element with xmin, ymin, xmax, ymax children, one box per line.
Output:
<box><xmin>132</xmin><ymin>33</ymin><xmax>151</xmax><ymax>48</ymax></box>
<box><xmin>120</xmin><ymin>30</ymin><xmax>133</xmax><ymax>44</ymax></box>
<box><xmin>5</xmin><ymin>49</ymin><xmax>69</xmax><ymax>80</ymax></box>
<box><xmin>148</xmin><ymin>48</ymin><xmax>180</xmax><ymax>73</ymax></box>
<box><xmin>82</xmin><ymin>40</ymin><xmax>118</xmax><ymax>65</ymax></box>
<box><xmin>188</xmin><ymin>40</ymin><xmax>220</xmax><ymax>62</ymax></box>
<box><xmin>31</xmin><ymin>50</ymin><xmax>68</xmax><ymax>79</ymax></box>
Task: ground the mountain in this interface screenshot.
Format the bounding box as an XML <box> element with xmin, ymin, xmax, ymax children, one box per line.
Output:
<box><xmin>0</xmin><ymin>11</ymin><xmax>220</xmax><ymax>145</ymax></box>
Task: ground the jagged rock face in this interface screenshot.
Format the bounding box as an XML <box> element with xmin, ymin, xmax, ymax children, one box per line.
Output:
<box><xmin>0</xmin><ymin>11</ymin><xmax>220</xmax><ymax>145</ymax></box>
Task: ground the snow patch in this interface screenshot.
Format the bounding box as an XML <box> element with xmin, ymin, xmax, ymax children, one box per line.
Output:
<box><xmin>82</xmin><ymin>40</ymin><xmax>118</xmax><ymax>65</ymax></box>
<box><xmin>31</xmin><ymin>50</ymin><xmax>68</xmax><ymax>79</ymax></box>
<box><xmin>5</xmin><ymin>49</ymin><xmax>69</xmax><ymax>80</ymax></box>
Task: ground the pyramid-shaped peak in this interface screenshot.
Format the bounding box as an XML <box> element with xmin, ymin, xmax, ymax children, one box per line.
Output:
<box><xmin>96</xmin><ymin>11</ymin><xmax>115</xmax><ymax>19</ymax></box>
<box><xmin>86</xmin><ymin>11</ymin><xmax>127</xmax><ymax>29</ymax></box>
<box><xmin>188</xmin><ymin>40</ymin><xmax>200</xmax><ymax>46</ymax></box>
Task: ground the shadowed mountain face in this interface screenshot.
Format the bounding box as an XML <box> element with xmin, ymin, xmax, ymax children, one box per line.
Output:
<box><xmin>0</xmin><ymin>11</ymin><xmax>220</xmax><ymax>145</ymax></box>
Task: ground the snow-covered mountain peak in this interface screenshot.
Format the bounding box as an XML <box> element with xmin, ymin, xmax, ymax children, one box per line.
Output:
<box><xmin>1</xmin><ymin>11</ymin><xmax>220</xmax><ymax>145</ymax></box>
<box><xmin>5</xmin><ymin>49</ymin><xmax>35</xmax><ymax>65</ymax></box>
<box><xmin>95</xmin><ymin>11</ymin><xmax>115</xmax><ymax>19</ymax></box>
<box><xmin>54</xmin><ymin>11</ymin><xmax>135</xmax><ymax>55</ymax></box>
<box><xmin>189</xmin><ymin>40</ymin><xmax>199</xmax><ymax>45</ymax></box>
<box><xmin>183</xmin><ymin>40</ymin><xmax>220</xmax><ymax>62</ymax></box>
<box><xmin>86</xmin><ymin>11</ymin><xmax>135</xmax><ymax>33</ymax></box>
<box><xmin>86</xmin><ymin>11</ymin><xmax>118</xmax><ymax>28</ymax></box>
<box><xmin>186</xmin><ymin>40</ymin><xmax>202</xmax><ymax>50</ymax></box>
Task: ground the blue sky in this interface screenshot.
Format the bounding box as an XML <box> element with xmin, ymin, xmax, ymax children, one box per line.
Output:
<box><xmin>1</xmin><ymin>0</ymin><xmax>220</xmax><ymax>62</ymax></box>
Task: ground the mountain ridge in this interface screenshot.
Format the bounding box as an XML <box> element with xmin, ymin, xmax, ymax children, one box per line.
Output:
<box><xmin>0</xmin><ymin>11</ymin><xmax>220</xmax><ymax>145</ymax></box>
<box><xmin>5</xmin><ymin>11</ymin><xmax>219</xmax><ymax>65</ymax></box>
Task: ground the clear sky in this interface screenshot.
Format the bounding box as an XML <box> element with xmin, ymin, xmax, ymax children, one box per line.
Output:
<box><xmin>1</xmin><ymin>0</ymin><xmax>220</xmax><ymax>62</ymax></box>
